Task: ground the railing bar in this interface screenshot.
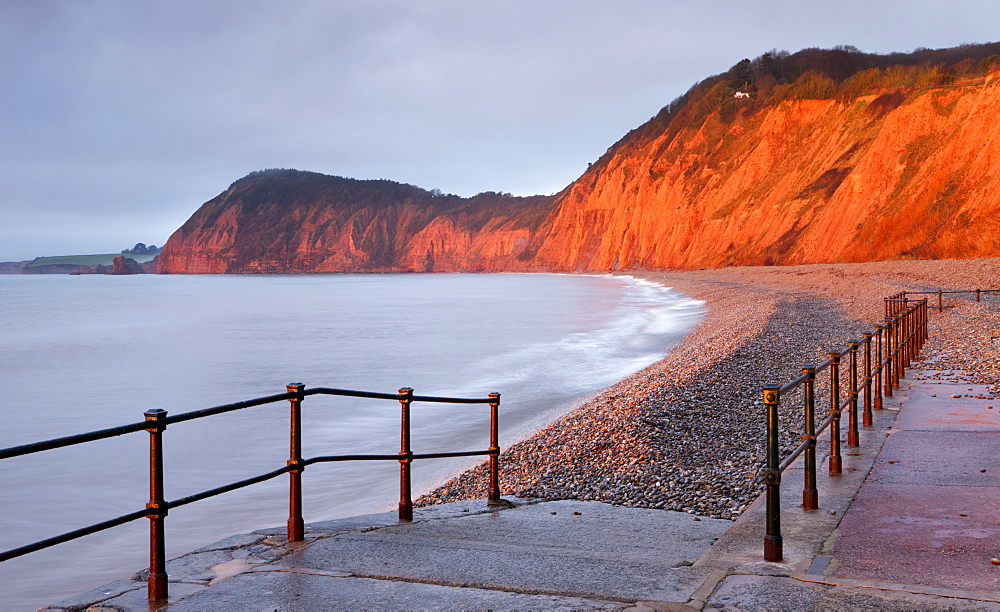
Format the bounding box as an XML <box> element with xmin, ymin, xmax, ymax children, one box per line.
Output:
<box><xmin>412</xmin><ymin>449</ymin><xmax>495</xmax><ymax>460</ymax></box>
<box><xmin>304</xmin><ymin>454</ymin><xmax>401</xmax><ymax>464</ymax></box>
<box><xmin>901</xmin><ymin>289</ymin><xmax>999</xmax><ymax>295</ymax></box>
<box><xmin>779</xmin><ymin>373</ymin><xmax>809</xmax><ymax>394</ymax></box>
<box><xmin>168</xmin><ymin>466</ymin><xmax>293</xmax><ymax>509</ymax></box>
<box><xmin>815</xmin><ymin>414</ymin><xmax>835</xmax><ymax>437</ymax></box>
<box><xmin>307</xmin><ymin>387</ymin><xmax>495</xmax><ymax>404</ymax></box>
<box><xmin>0</xmin><ymin>508</ymin><xmax>149</xmax><ymax>562</ymax></box>
<box><xmin>306</xmin><ymin>387</ymin><xmax>401</xmax><ymax>401</ymax></box>
<box><xmin>4</xmin><ymin>391</ymin><xmax>499</xmax><ymax>462</ymax></box>
<box><xmin>166</xmin><ymin>392</ymin><xmax>296</xmax><ymax>425</ymax></box>
<box><xmin>0</xmin><ymin>421</ymin><xmax>150</xmax><ymax>460</ymax></box>
<box><xmin>411</xmin><ymin>396</ymin><xmax>494</xmax><ymax>405</ymax></box>
<box><xmin>778</xmin><ymin>439</ymin><xmax>813</xmax><ymax>471</ymax></box>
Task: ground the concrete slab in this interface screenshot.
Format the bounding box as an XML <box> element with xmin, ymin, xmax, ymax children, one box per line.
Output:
<box><xmin>828</xmin><ymin>373</ymin><xmax>1000</xmax><ymax>594</ymax></box>
<box><xmin>285</xmin><ymin>500</ymin><xmax>730</xmax><ymax>603</ymax></box>
<box><xmin>868</xmin><ymin>430</ymin><xmax>1000</xmax><ymax>486</ymax></box>
<box><xmin>705</xmin><ymin>574</ymin><xmax>1000</xmax><ymax>611</ymax></box>
<box><xmin>45</xmin><ymin>581</ymin><xmax>208</xmax><ymax>611</ymax></box>
<box><xmin>39</xmin><ymin>579</ymin><xmax>145</xmax><ymax>611</ymax></box>
<box><xmin>370</xmin><ymin>500</ymin><xmax>731</xmax><ymax>560</ymax></box>
<box><xmin>44</xmin><ymin>499</ymin><xmax>730</xmax><ymax>610</ymax></box>
<box><xmin>120</xmin><ymin>571</ymin><xmax>631</xmax><ymax>611</ymax></box>
<box><xmin>251</xmin><ymin>496</ymin><xmax>540</xmax><ymax>538</ymax></box>
<box><xmin>830</xmin><ymin>482</ymin><xmax>1000</xmax><ymax>592</ymax></box>
<box><xmin>895</xmin><ymin>379</ymin><xmax>1000</xmax><ymax>432</ymax></box>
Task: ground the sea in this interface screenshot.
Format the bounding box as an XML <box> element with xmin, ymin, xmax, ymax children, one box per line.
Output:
<box><xmin>0</xmin><ymin>272</ymin><xmax>703</xmax><ymax>609</ymax></box>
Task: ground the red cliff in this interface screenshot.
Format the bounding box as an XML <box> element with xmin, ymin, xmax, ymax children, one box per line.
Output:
<box><xmin>157</xmin><ymin>172</ymin><xmax>555</xmax><ymax>273</ymax></box>
<box><xmin>534</xmin><ymin>74</ymin><xmax>1000</xmax><ymax>270</ymax></box>
<box><xmin>160</xmin><ymin>46</ymin><xmax>1000</xmax><ymax>274</ymax></box>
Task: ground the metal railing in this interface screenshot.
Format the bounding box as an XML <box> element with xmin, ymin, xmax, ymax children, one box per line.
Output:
<box><xmin>0</xmin><ymin>384</ymin><xmax>502</xmax><ymax>601</ymax></box>
<box><xmin>761</xmin><ymin>297</ymin><xmax>929</xmax><ymax>562</ymax></box>
<box><xmin>891</xmin><ymin>288</ymin><xmax>1000</xmax><ymax>313</ymax></box>
<box><xmin>762</xmin><ymin>287</ymin><xmax>999</xmax><ymax>560</ymax></box>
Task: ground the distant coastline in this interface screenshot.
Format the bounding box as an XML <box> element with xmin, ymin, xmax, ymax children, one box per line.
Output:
<box><xmin>0</xmin><ymin>252</ymin><xmax>159</xmax><ymax>275</ymax></box>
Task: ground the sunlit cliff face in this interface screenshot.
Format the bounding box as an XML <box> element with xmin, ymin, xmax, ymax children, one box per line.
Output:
<box><xmin>157</xmin><ymin>174</ymin><xmax>556</xmax><ymax>273</ymax></box>
<box><xmin>159</xmin><ymin>72</ymin><xmax>1000</xmax><ymax>274</ymax></box>
<box><xmin>533</xmin><ymin>72</ymin><xmax>1000</xmax><ymax>270</ymax></box>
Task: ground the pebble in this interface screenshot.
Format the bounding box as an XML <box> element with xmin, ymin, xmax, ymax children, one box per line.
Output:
<box><xmin>416</xmin><ymin>259</ymin><xmax>1000</xmax><ymax>520</ymax></box>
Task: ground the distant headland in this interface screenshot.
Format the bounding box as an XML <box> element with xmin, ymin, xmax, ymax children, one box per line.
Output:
<box><xmin>1</xmin><ymin>243</ymin><xmax>161</xmax><ymax>274</ymax></box>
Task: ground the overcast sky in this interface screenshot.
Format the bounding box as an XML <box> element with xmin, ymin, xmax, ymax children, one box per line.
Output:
<box><xmin>2</xmin><ymin>1</ymin><xmax>998</xmax><ymax>261</ymax></box>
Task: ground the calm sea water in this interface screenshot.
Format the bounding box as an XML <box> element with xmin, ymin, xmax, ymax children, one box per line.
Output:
<box><xmin>0</xmin><ymin>273</ymin><xmax>702</xmax><ymax>609</ymax></box>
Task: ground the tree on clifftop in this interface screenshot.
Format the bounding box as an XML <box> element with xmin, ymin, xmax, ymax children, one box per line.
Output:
<box><xmin>122</xmin><ymin>243</ymin><xmax>160</xmax><ymax>255</ymax></box>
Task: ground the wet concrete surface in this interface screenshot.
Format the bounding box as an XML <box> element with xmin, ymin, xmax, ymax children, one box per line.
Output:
<box><xmin>45</xmin><ymin>499</ymin><xmax>732</xmax><ymax>611</ymax></box>
<box><xmin>272</xmin><ymin>500</ymin><xmax>725</xmax><ymax>603</ymax></box>
<box><xmin>707</xmin><ymin>574</ymin><xmax>998</xmax><ymax>611</ymax></box>
<box><xmin>828</xmin><ymin>375</ymin><xmax>1000</xmax><ymax>595</ymax></box>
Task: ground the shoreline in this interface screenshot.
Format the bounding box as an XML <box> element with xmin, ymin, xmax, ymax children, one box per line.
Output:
<box><xmin>418</xmin><ymin>258</ymin><xmax>1000</xmax><ymax>518</ymax></box>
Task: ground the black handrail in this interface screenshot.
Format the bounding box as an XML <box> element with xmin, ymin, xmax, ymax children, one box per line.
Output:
<box><xmin>0</xmin><ymin>383</ymin><xmax>502</xmax><ymax>603</ymax></box>
<box><xmin>0</xmin><ymin>421</ymin><xmax>150</xmax><ymax>459</ymax></box>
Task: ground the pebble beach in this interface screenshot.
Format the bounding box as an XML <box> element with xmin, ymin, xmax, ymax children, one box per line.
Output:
<box><xmin>417</xmin><ymin>258</ymin><xmax>1000</xmax><ymax>519</ymax></box>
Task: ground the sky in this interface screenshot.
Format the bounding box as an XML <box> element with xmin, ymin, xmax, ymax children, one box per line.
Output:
<box><xmin>2</xmin><ymin>1</ymin><xmax>999</xmax><ymax>261</ymax></box>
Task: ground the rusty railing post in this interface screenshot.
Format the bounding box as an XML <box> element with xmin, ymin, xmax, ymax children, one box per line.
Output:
<box><xmin>938</xmin><ymin>289</ymin><xmax>943</xmax><ymax>313</ymax></box>
<box><xmin>802</xmin><ymin>367</ymin><xmax>818</xmax><ymax>511</ymax></box>
<box><xmin>847</xmin><ymin>340</ymin><xmax>860</xmax><ymax>447</ymax></box>
<box><xmin>487</xmin><ymin>392</ymin><xmax>502</xmax><ymax>505</ymax></box>
<box><xmin>397</xmin><ymin>387</ymin><xmax>414</xmax><ymax>522</ymax></box>
<box><xmin>899</xmin><ymin>301</ymin><xmax>910</xmax><ymax>366</ymax></box>
<box><xmin>883</xmin><ymin>318</ymin><xmax>894</xmax><ymax>397</ymax></box>
<box><xmin>921</xmin><ymin>298</ymin><xmax>928</xmax><ymax>346</ymax></box>
<box><xmin>900</xmin><ymin>308</ymin><xmax>907</xmax><ymax>371</ymax></box>
<box><xmin>977</xmin><ymin>289</ymin><xmax>981</xmax><ymax>303</ymax></box>
<box><xmin>862</xmin><ymin>332</ymin><xmax>873</xmax><ymax>426</ymax></box>
<box><xmin>903</xmin><ymin>300</ymin><xmax>913</xmax><ymax>369</ymax></box>
<box><xmin>920</xmin><ymin>300</ymin><xmax>926</xmax><ymax>348</ymax></box>
<box><xmin>921</xmin><ymin>298</ymin><xmax>931</xmax><ymax>347</ymax></box>
<box><xmin>763</xmin><ymin>386</ymin><xmax>782</xmax><ymax>561</ymax></box>
<box><xmin>917</xmin><ymin>298</ymin><xmax>927</xmax><ymax>353</ymax></box>
<box><xmin>889</xmin><ymin>315</ymin><xmax>901</xmax><ymax>380</ymax></box>
<box><xmin>286</xmin><ymin>383</ymin><xmax>305</xmax><ymax>542</ymax></box>
<box><xmin>144</xmin><ymin>408</ymin><xmax>168</xmax><ymax>602</ymax></box>
<box><xmin>828</xmin><ymin>352</ymin><xmax>842</xmax><ymax>474</ymax></box>
<box><xmin>873</xmin><ymin>324</ymin><xmax>884</xmax><ymax>409</ymax></box>
<box><xmin>894</xmin><ymin>313</ymin><xmax>902</xmax><ymax>385</ymax></box>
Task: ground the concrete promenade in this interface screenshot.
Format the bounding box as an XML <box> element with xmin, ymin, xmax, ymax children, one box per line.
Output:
<box><xmin>47</xmin><ymin>369</ymin><xmax>999</xmax><ymax>610</ymax></box>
